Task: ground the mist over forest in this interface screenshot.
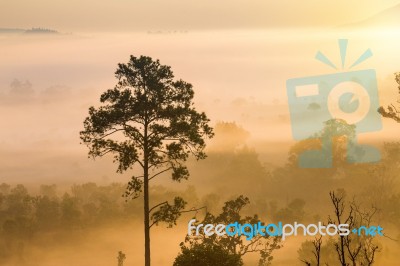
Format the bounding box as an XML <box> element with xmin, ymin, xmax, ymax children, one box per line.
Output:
<box><xmin>0</xmin><ymin>119</ymin><xmax>399</xmax><ymax>265</ymax></box>
<box><xmin>1</xmin><ymin>7</ymin><xmax>400</xmax><ymax>264</ymax></box>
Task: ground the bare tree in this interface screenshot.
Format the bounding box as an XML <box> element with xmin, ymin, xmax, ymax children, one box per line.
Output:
<box><xmin>301</xmin><ymin>236</ymin><xmax>322</xmax><ymax>266</ymax></box>
<box><xmin>313</xmin><ymin>236</ymin><xmax>323</xmax><ymax>266</ymax></box>
<box><xmin>328</xmin><ymin>190</ymin><xmax>349</xmax><ymax>266</ymax></box>
<box><xmin>351</xmin><ymin>203</ymin><xmax>379</xmax><ymax>266</ymax></box>
<box><xmin>300</xmin><ymin>191</ymin><xmax>381</xmax><ymax>266</ymax></box>
<box><xmin>301</xmin><ymin>259</ymin><xmax>312</xmax><ymax>266</ymax></box>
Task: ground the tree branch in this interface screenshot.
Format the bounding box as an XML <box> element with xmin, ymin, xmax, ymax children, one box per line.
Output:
<box><xmin>149</xmin><ymin>167</ymin><xmax>173</xmax><ymax>181</ymax></box>
<box><xmin>100</xmin><ymin>128</ymin><xmax>125</xmax><ymax>139</ymax></box>
<box><xmin>178</xmin><ymin>206</ymin><xmax>207</xmax><ymax>214</ymax></box>
<box><xmin>149</xmin><ymin>201</ymin><xmax>168</xmax><ymax>214</ymax></box>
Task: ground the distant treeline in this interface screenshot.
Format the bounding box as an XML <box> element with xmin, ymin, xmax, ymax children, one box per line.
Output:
<box><xmin>24</xmin><ymin>27</ymin><xmax>58</xmax><ymax>34</ymax></box>
<box><xmin>0</xmin><ymin>122</ymin><xmax>399</xmax><ymax>263</ymax></box>
<box><xmin>0</xmin><ymin>179</ymin><xmax>310</xmax><ymax>262</ymax></box>
<box><xmin>0</xmin><ymin>182</ymin><xmax>192</xmax><ymax>232</ymax></box>
<box><xmin>0</xmin><ymin>182</ymin><xmax>196</xmax><ymax>261</ymax></box>
<box><xmin>0</xmin><ymin>27</ymin><xmax>59</xmax><ymax>35</ymax></box>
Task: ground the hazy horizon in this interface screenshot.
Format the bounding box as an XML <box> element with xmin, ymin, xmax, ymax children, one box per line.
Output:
<box><xmin>1</xmin><ymin>2</ymin><xmax>400</xmax><ymax>266</ymax></box>
<box><xmin>2</xmin><ymin>0</ymin><xmax>400</xmax><ymax>32</ymax></box>
<box><xmin>1</xmin><ymin>28</ymin><xmax>400</xmax><ymax>186</ymax></box>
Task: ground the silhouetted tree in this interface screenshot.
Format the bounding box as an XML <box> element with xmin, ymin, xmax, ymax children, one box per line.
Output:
<box><xmin>35</xmin><ymin>195</ymin><xmax>60</xmax><ymax>230</ymax></box>
<box><xmin>10</xmin><ymin>79</ymin><xmax>33</xmax><ymax>95</ymax></box>
<box><xmin>300</xmin><ymin>236</ymin><xmax>322</xmax><ymax>266</ymax></box>
<box><xmin>39</xmin><ymin>184</ymin><xmax>57</xmax><ymax>199</ymax></box>
<box><xmin>193</xmin><ymin>122</ymin><xmax>268</xmax><ymax>196</ymax></box>
<box><xmin>60</xmin><ymin>193</ymin><xmax>81</xmax><ymax>228</ymax></box>
<box><xmin>80</xmin><ymin>55</ymin><xmax>213</xmax><ymax>266</ymax></box>
<box><xmin>299</xmin><ymin>190</ymin><xmax>381</xmax><ymax>266</ymax></box>
<box><xmin>209</xmin><ymin>122</ymin><xmax>249</xmax><ymax>152</ymax></box>
<box><xmin>273</xmin><ymin>198</ymin><xmax>306</xmax><ymax>223</ymax></box>
<box><xmin>182</xmin><ymin>196</ymin><xmax>281</xmax><ymax>266</ymax></box>
<box><xmin>117</xmin><ymin>251</ymin><xmax>126</xmax><ymax>266</ymax></box>
<box><xmin>378</xmin><ymin>72</ymin><xmax>400</xmax><ymax>122</ymax></box>
<box><xmin>174</xmin><ymin>243</ymin><xmax>243</xmax><ymax>266</ymax></box>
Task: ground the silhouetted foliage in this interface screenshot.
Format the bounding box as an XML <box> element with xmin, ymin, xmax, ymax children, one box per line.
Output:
<box><xmin>181</xmin><ymin>195</ymin><xmax>281</xmax><ymax>266</ymax></box>
<box><xmin>273</xmin><ymin>198</ymin><xmax>306</xmax><ymax>224</ymax></box>
<box><xmin>174</xmin><ymin>243</ymin><xmax>243</xmax><ymax>266</ymax></box>
<box><xmin>378</xmin><ymin>72</ymin><xmax>400</xmax><ymax>122</ymax></box>
<box><xmin>117</xmin><ymin>251</ymin><xmax>126</xmax><ymax>266</ymax></box>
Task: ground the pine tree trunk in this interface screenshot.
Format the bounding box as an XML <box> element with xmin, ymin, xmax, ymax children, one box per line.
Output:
<box><xmin>144</xmin><ymin>121</ymin><xmax>150</xmax><ymax>266</ymax></box>
<box><xmin>144</xmin><ymin>170</ymin><xmax>150</xmax><ymax>266</ymax></box>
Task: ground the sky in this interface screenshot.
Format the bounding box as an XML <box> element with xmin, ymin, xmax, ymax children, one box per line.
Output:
<box><xmin>1</xmin><ymin>0</ymin><xmax>400</xmax><ymax>31</ymax></box>
<box><xmin>1</xmin><ymin>2</ymin><xmax>400</xmax><ymax>264</ymax></box>
<box><xmin>1</xmin><ymin>1</ymin><xmax>400</xmax><ymax>186</ymax></box>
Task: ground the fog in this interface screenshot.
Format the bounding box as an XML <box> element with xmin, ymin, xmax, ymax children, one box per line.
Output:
<box><xmin>0</xmin><ymin>26</ymin><xmax>400</xmax><ymax>265</ymax></box>
<box><xmin>1</xmin><ymin>29</ymin><xmax>400</xmax><ymax>184</ymax></box>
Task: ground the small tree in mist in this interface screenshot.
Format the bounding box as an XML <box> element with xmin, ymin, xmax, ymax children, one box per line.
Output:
<box><xmin>80</xmin><ymin>55</ymin><xmax>213</xmax><ymax>266</ymax></box>
<box><xmin>378</xmin><ymin>72</ymin><xmax>400</xmax><ymax>122</ymax></box>
<box><xmin>174</xmin><ymin>244</ymin><xmax>243</xmax><ymax>266</ymax></box>
<box><xmin>288</xmin><ymin>119</ymin><xmax>357</xmax><ymax>169</ymax></box>
<box><xmin>300</xmin><ymin>236</ymin><xmax>322</xmax><ymax>266</ymax></box>
<box><xmin>117</xmin><ymin>251</ymin><xmax>126</xmax><ymax>266</ymax></box>
<box><xmin>180</xmin><ymin>196</ymin><xmax>281</xmax><ymax>266</ymax></box>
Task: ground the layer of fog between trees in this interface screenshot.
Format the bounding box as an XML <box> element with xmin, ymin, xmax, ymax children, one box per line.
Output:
<box><xmin>0</xmin><ymin>121</ymin><xmax>399</xmax><ymax>265</ymax></box>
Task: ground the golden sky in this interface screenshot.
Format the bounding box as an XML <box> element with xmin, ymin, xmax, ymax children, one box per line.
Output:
<box><xmin>1</xmin><ymin>1</ymin><xmax>400</xmax><ymax>185</ymax></box>
<box><xmin>0</xmin><ymin>3</ymin><xmax>400</xmax><ymax>266</ymax></box>
<box><xmin>0</xmin><ymin>0</ymin><xmax>400</xmax><ymax>31</ymax></box>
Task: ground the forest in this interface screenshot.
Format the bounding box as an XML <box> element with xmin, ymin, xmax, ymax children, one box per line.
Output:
<box><xmin>1</xmin><ymin>119</ymin><xmax>399</xmax><ymax>265</ymax></box>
